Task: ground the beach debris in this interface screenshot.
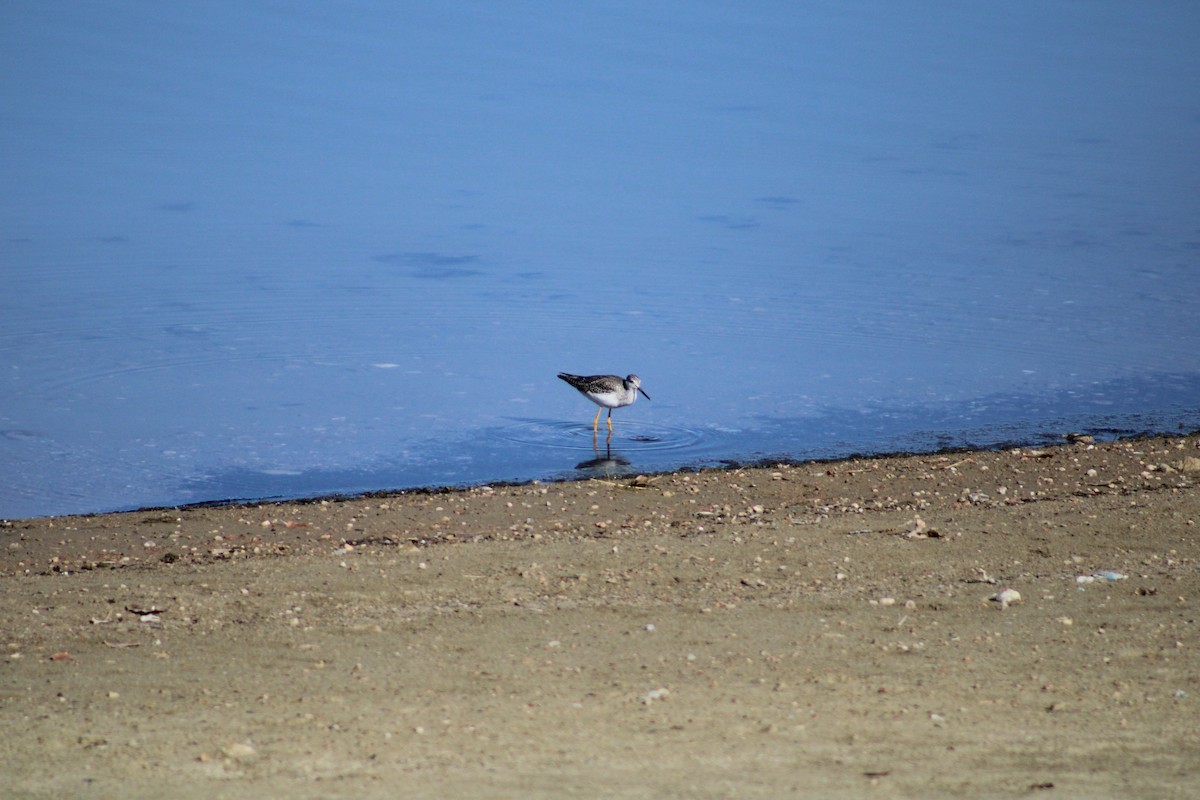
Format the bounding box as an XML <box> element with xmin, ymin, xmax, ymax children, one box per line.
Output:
<box><xmin>846</xmin><ymin>516</ymin><xmax>941</xmax><ymax>539</ymax></box>
<box><xmin>901</xmin><ymin>515</ymin><xmax>941</xmax><ymax>538</ymax></box>
<box><xmin>990</xmin><ymin>588</ymin><xmax>1021</xmax><ymax>609</ymax></box>
<box><xmin>968</xmin><ymin>568</ymin><xmax>998</xmax><ymax>585</ymax></box>
<box><xmin>125</xmin><ymin>605</ymin><xmax>166</xmax><ymax>616</ymax></box>
<box><xmin>938</xmin><ymin>455</ymin><xmax>974</xmax><ymax>470</ymax></box>
<box><xmin>1178</xmin><ymin>456</ymin><xmax>1200</xmax><ymax>473</ymax></box>
<box><xmin>640</xmin><ymin>687</ymin><xmax>670</xmax><ymax>705</ymax></box>
<box><xmin>1077</xmin><ymin>571</ymin><xmax>1127</xmax><ymax>586</ymax></box>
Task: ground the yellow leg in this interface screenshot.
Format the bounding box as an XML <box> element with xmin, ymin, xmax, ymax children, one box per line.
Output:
<box><xmin>606</xmin><ymin>411</ymin><xmax>614</xmax><ymax>432</ymax></box>
<box><xmin>593</xmin><ymin>408</ymin><xmax>602</xmax><ymax>432</ymax></box>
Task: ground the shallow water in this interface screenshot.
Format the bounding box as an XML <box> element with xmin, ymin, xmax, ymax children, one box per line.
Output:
<box><xmin>3</xmin><ymin>3</ymin><xmax>1199</xmax><ymax>518</ymax></box>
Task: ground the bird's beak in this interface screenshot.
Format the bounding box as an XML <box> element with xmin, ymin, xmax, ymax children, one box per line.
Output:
<box><xmin>638</xmin><ymin>387</ymin><xmax>651</xmax><ymax>401</ymax></box>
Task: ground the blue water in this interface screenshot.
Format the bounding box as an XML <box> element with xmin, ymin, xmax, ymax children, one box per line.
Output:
<box><xmin>3</xmin><ymin>2</ymin><xmax>1199</xmax><ymax>519</ymax></box>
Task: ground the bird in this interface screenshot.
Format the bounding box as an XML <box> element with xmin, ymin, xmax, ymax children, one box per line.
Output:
<box><xmin>557</xmin><ymin>373</ymin><xmax>650</xmax><ymax>435</ymax></box>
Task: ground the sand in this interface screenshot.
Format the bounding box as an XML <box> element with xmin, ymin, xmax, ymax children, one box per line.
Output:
<box><xmin>2</xmin><ymin>434</ymin><xmax>1198</xmax><ymax>798</ymax></box>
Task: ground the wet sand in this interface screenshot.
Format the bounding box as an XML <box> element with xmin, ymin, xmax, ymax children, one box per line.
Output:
<box><xmin>2</xmin><ymin>434</ymin><xmax>1198</xmax><ymax>799</ymax></box>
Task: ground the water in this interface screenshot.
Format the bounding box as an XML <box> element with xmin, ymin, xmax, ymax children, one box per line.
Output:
<box><xmin>3</xmin><ymin>2</ymin><xmax>1199</xmax><ymax>519</ymax></box>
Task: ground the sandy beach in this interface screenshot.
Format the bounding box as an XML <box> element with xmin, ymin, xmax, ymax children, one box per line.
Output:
<box><xmin>2</xmin><ymin>434</ymin><xmax>1198</xmax><ymax>798</ymax></box>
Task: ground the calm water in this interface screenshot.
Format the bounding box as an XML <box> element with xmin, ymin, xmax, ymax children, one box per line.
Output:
<box><xmin>3</xmin><ymin>3</ymin><xmax>1199</xmax><ymax>519</ymax></box>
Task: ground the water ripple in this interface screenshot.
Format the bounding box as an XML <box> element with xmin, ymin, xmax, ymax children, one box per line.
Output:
<box><xmin>491</xmin><ymin>418</ymin><xmax>706</xmax><ymax>454</ymax></box>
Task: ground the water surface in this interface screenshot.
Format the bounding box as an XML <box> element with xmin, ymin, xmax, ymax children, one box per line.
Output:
<box><xmin>3</xmin><ymin>2</ymin><xmax>1199</xmax><ymax>518</ymax></box>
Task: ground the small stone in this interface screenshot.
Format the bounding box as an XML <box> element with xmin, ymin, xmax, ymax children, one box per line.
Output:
<box><xmin>222</xmin><ymin>742</ymin><xmax>257</xmax><ymax>762</ymax></box>
<box><xmin>991</xmin><ymin>588</ymin><xmax>1021</xmax><ymax>609</ymax></box>
<box><xmin>641</xmin><ymin>687</ymin><xmax>670</xmax><ymax>704</ymax></box>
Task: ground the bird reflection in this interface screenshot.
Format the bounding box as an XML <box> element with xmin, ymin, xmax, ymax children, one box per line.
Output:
<box><xmin>574</xmin><ymin>435</ymin><xmax>632</xmax><ymax>475</ymax></box>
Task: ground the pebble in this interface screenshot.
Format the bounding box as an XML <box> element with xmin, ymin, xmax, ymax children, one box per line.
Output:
<box><xmin>990</xmin><ymin>588</ymin><xmax>1021</xmax><ymax>609</ymax></box>
<box><xmin>641</xmin><ymin>687</ymin><xmax>670</xmax><ymax>704</ymax></box>
<box><xmin>222</xmin><ymin>742</ymin><xmax>257</xmax><ymax>762</ymax></box>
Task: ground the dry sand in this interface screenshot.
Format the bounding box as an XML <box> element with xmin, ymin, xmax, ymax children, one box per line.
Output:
<box><xmin>2</xmin><ymin>434</ymin><xmax>1198</xmax><ymax>798</ymax></box>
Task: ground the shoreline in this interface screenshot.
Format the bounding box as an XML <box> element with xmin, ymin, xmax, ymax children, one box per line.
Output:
<box><xmin>9</xmin><ymin>422</ymin><xmax>1198</xmax><ymax>525</ymax></box>
<box><xmin>2</xmin><ymin>434</ymin><xmax>1198</xmax><ymax>797</ymax></box>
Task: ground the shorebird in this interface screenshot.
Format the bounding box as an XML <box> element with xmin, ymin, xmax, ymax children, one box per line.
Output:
<box><xmin>557</xmin><ymin>373</ymin><xmax>650</xmax><ymax>434</ymax></box>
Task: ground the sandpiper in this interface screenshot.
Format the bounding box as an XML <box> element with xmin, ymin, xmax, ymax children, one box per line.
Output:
<box><xmin>557</xmin><ymin>373</ymin><xmax>650</xmax><ymax>434</ymax></box>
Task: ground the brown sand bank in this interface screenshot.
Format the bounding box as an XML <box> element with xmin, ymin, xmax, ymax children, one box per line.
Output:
<box><xmin>2</xmin><ymin>435</ymin><xmax>1199</xmax><ymax>798</ymax></box>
